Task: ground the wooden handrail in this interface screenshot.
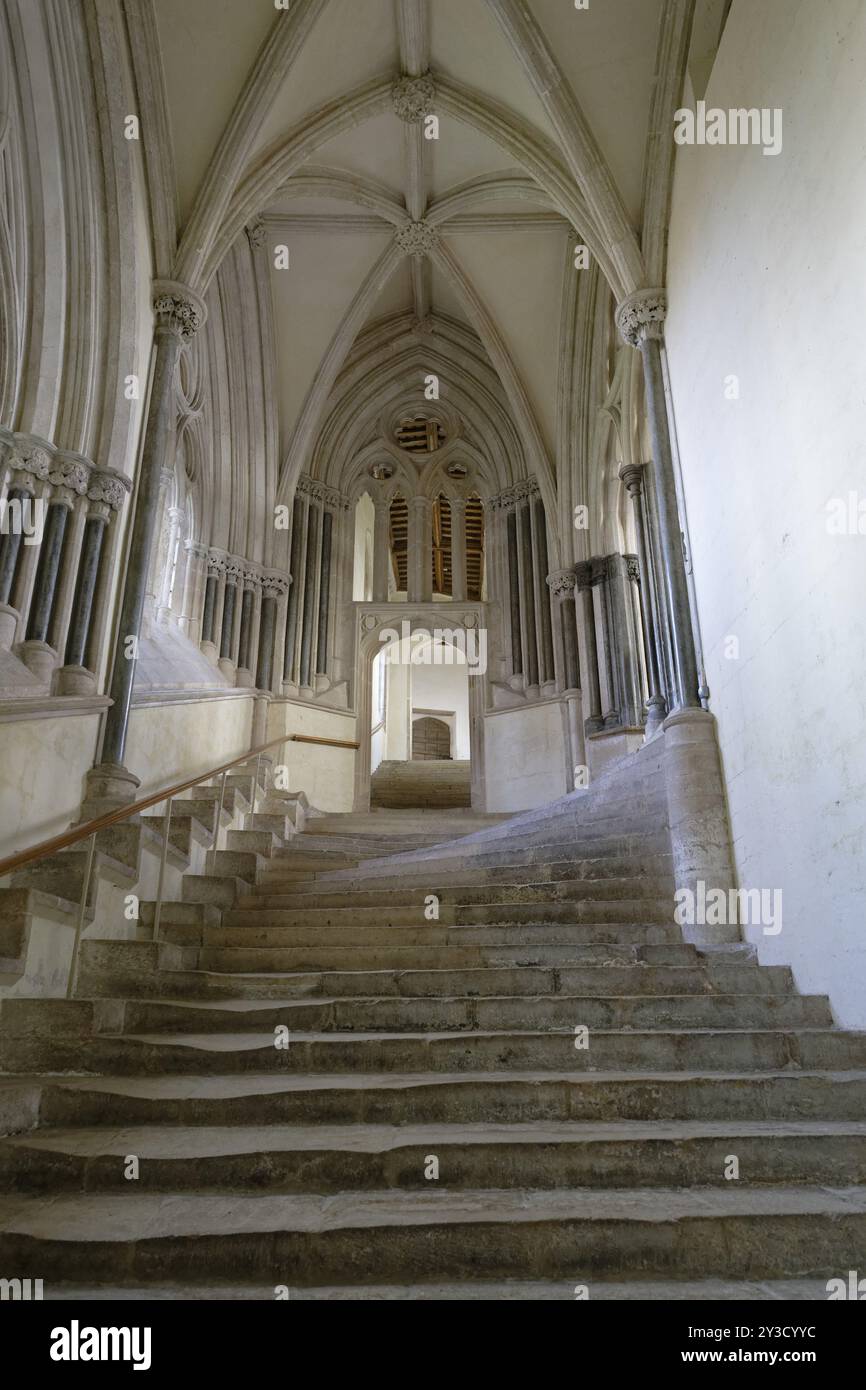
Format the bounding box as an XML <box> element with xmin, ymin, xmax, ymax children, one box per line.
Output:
<box><xmin>0</xmin><ymin>734</ymin><xmax>291</xmax><ymax>878</ymax></box>
<box><xmin>289</xmin><ymin>734</ymin><xmax>359</xmax><ymax>750</ymax></box>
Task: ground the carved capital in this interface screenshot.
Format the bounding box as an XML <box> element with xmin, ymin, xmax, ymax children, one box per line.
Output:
<box><xmin>615</xmin><ymin>288</ymin><xmax>667</xmax><ymax>348</ymax></box>
<box><xmin>86</xmin><ymin>468</ymin><xmax>130</xmax><ymax>513</ymax></box>
<box><xmin>207</xmin><ymin>549</ymin><xmax>227</xmax><ymax>580</ymax></box>
<box><xmin>246</xmin><ymin>219</ymin><xmax>267</xmax><ymax>250</ymax></box>
<box><xmin>10</xmin><ymin>437</ymin><xmax>52</xmax><ymax>486</ymax></box>
<box><xmin>574</xmin><ymin>561</ymin><xmax>594</xmax><ymax>591</ymax></box>
<box><xmin>619</xmin><ymin>463</ymin><xmax>645</xmax><ymax>498</ymax></box>
<box><xmin>392</xmin><ymin>72</ymin><xmax>435</xmax><ymax>123</ymax></box>
<box><xmin>152</xmin><ymin>280</ymin><xmax>206</xmax><ymax>342</ymax></box>
<box><xmin>546</xmin><ymin>568</ymin><xmax>577</xmax><ymax>599</ymax></box>
<box><xmin>411</xmin><ymin>314</ymin><xmax>435</xmax><ymax>336</ymax></box>
<box><xmin>296</xmin><ymin>474</ymin><xmax>350</xmax><ymax>512</ymax></box>
<box><xmin>395</xmin><ymin>219</ymin><xmax>438</xmax><ymax>259</ymax></box>
<box><xmin>626</xmin><ymin>555</ymin><xmax>641</xmax><ymax>583</ymax></box>
<box><xmin>262</xmin><ymin>571</ymin><xmax>290</xmax><ymax>601</ymax></box>
<box><xmin>224</xmin><ymin>557</ymin><xmax>245</xmax><ymax>585</ymax></box>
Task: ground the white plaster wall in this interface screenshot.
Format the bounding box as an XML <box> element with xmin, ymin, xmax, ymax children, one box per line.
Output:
<box><xmin>267</xmin><ymin>699</ymin><xmax>358</xmax><ymax>810</ymax></box>
<box><xmin>484</xmin><ymin>701</ymin><xmax>568</xmax><ymax>811</ymax></box>
<box><xmin>665</xmin><ymin>0</ymin><xmax>866</xmax><ymax>1025</ymax></box>
<box><xmin>384</xmin><ymin>659</ymin><xmax>411</xmax><ymax>761</ymax></box>
<box><xmin>411</xmin><ymin>660</ymin><xmax>471</xmax><ymax>758</ymax></box>
<box><xmin>125</xmin><ymin>693</ymin><xmax>255</xmax><ymax>798</ymax></box>
<box><xmin>0</xmin><ymin>712</ymin><xmax>101</xmax><ymax>857</ymax></box>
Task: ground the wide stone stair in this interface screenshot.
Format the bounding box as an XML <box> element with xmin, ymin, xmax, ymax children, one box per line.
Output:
<box><xmin>370</xmin><ymin>758</ymin><xmax>472</xmax><ymax>809</ymax></box>
<box><xmin>0</xmin><ymin>747</ymin><xmax>865</xmax><ymax>1299</ymax></box>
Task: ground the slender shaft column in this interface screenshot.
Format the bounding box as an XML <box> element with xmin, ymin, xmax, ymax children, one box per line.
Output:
<box><xmin>533</xmin><ymin>497</ymin><xmax>555</xmax><ymax>685</ymax></box>
<box><xmin>236</xmin><ymin>571</ymin><xmax>257</xmax><ymax>679</ymax></box>
<box><xmin>547</xmin><ymin>569</ymin><xmax>579</xmax><ymax>689</ymax></box>
<box><xmin>316</xmin><ymin>509</ymin><xmax>333</xmax><ymax>676</ymax></box>
<box><xmin>25</xmin><ymin>496</ymin><xmax>69</xmax><ymax>644</ymax></box>
<box><xmin>284</xmin><ymin>496</ymin><xmax>305</xmax><ymax>682</ymax></box>
<box><xmin>372</xmin><ymin>496</ymin><xmax>391</xmax><ymax>602</ymax></box>
<box><xmin>506</xmin><ymin>508</ymin><xmax>522</xmax><ymax>677</ymax></box>
<box><xmin>157</xmin><ymin>505</ymin><xmax>184</xmax><ymax>620</ymax></box>
<box><xmin>450</xmin><ymin>496</ymin><xmax>467</xmax><ymax>602</ymax></box>
<box><xmin>200</xmin><ymin>552</ymin><xmax>222</xmax><ymax>651</ymax></box>
<box><xmin>0</xmin><ymin>486</ymin><xmax>31</xmax><ymax>607</ymax></box>
<box><xmin>179</xmin><ymin>541</ymin><xmax>204</xmax><ymax>636</ymax></box>
<box><xmin>616</xmin><ymin>290</ymin><xmax>700</xmax><ymax>709</ymax></box>
<box><xmin>299</xmin><ymin>502</ymin><xmax>320</xmax><ymax>689</ymax></box>
<box><xmin>64</xmin><ymin>503</ymin><xmax>110</xmax><ymax>669</ymax></box>
<box><xmin>407</xmin><ymin>496</ymin><xmax>431</xmax><ymax>603</ymax></box>
<box><xmin>518</xmin><ymin>501</ymin><xmax>539</xmax><ymax>687</ymax></box>
<box><xmin>256</xmin><ymin>575</ymin><xmax>287</xmax><ymax>691</ymax></box>
<box><xmin>99</xmin><ymin>283</ymin><xmax>205</xmax><ymax>778</ymax></box>
<box><xmin>621</xmin><ymin>464</ymin><xmax>666</xmax><ymax>734</ymax></box>
<box><xmin>575</xmin><ymin>562</ymin><xmax>604</xmax><ymax>733</ymax></box>
<box><xmin>219</xmin><ymin>565</ymin><xmax>239</xmax><ymax>660</ymax></box>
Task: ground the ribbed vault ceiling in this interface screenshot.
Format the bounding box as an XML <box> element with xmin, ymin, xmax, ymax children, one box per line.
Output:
<box><xmin>151</xmin><ymin>0</ymin><xmax>691</xmax><ymax>505</ymax></box>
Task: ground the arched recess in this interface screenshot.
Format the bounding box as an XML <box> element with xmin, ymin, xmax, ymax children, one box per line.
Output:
<box><xmin>353</xmin><ymin>612</ymin><xmax>487</xmax><ymax>812</ymax></box>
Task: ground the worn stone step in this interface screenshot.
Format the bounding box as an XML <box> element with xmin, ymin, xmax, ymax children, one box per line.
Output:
<box><xmin>114</xmin><ymin>993</ymin><xmax>833</xmax><ymax>1036</ymax></box>
<box><xmin>248</xmin><ymin>877</ymin><xmax>676</xmax><ymax>908</ymax></box>
<box><xmin>228</xmin><ymin>900</ymin><xmax>675</xmax><ymax>927</ymax></box>
<box><xmin>33</xmin><ymin>1070</ymin><xmax>866</xmax><ymax>1129</ymax></box>
<box><xmin>4</xmin><ymin>1120</ymin><xmax>865</xmax><ymax>1194</ymax></box>
<box><xmin>182</xmin><ymin>875</ymin><xmax>252</xmax><ymax>909</ymax></box>
<box><xmin>2</xmin><ymin>1186</ymin><xmax>865</xmax><ymax>1285</ymax></box>
<box><xmin>197</xmin><ymin>942</ymin><xmax>693</xmax><ymax>973</ymax></box>
<box><xmin>6</xmin><ymin>1027</ymin><xmax>866</xmax><ymax>1076</ymax></box>
<box><xmin>211</xmin><ymin>921</ymin><xmax>679</xmax><ymax>947</ymax></box>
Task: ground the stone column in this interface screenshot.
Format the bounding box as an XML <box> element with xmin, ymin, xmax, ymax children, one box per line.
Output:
<box><xmin>19</xmin><ymin>485</ymin><xmax>75</xmax><ymax>682</ymax></box>
<box><xmin>218</xmin><ymin>558</ymin><xmax>242</xmax><ymax>679</ymax></box>
<box><xmin>315</xmin><ymin>508</ymin><xmax>333</xmax><ymax>678</ymax></box>
<box><xmin>236</xmin><ymin>569</ymin><xmax>258</xmax><ymax>686</ymax></box>
<box><xmin>505</xmin><ymin>508</ymin><xmax>522</xmax><ymax>679</ymax></box>
<box><xmin>283</xmin><ymin>496</ymin><xmax>305</xmax><ymax>683</ymax></box>
<box><xmin>200</xmin><ymin>551</ymin><xmax>222</xmax><ymax>658</ymax></box>
<box><xmin>179</xmin><ymin>541</ymin><xmax>205</xmax><ymax>638</ymax></box>
<box><xmin>0</xmin><ymin>485</ymin><xmax>31</xmax><ymax>648</ymax></box>
<box><xmin>299</xmin><ymin>502</ymin><xmax>320</xmax><ymax>691</ymax></box>
<box><xmin>547</xmin><ymin>569</ymin><xmax>579</xmax><ymax>690</ymax></box>
<box><xmin>575</xmin><ymin>561</ymin><xmax>604</xmax><ymax>734</ymax></box>
<box><xmin>533</xmin><ymin>497</ymin><xmax>555</xmax><ymax>687</ymax></box>
<box><xmin>616</xmin><ymin>289</ymin><xmax>700</xmax><ymax>710</ymax></box>
<box><xmin>60</xmin><ymin>502</ymin><xmax>110</xmax><ymax>688</ymax></box>
<box><xmin>450</xmin><ymin>496</ymin><xmax>467</xmax><ymax>602</ymax></box>
<box><xmin>91</xmin><ymin>281</ymin><xmax>205</xmax><ymax>809</ymax></box>
<box><xmin>372</xmin><ymin>496</ymin><xmax>391</xmax><ymax>602</ymax></box>
<box><xmin>547</xmin><ymin>569</ymin><xmax>584</xmax><ymax>786</ymax></box>
<box><xmin>518</xmin><ymin>500</ymin><xmax>539</xmax><ymax>689</ymax></box>
<box><xmin>621</xmin><ymin>463</ymin><xmax>666</xmax><ymax>735</ymax></box>
<box><xmin>256</xmin><ymin>573</ymin><xmax>287</xmax><ymax>692</ymax></box>
<box><xmin>407</xmin><ymin>496</ymin><xmax>431</xmax><ymax>603</ymax></box>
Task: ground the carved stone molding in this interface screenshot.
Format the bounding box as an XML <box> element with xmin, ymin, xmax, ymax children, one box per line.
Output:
<box><xmin>574</xmin><ymin>561</ymin><xmax>594</xmax><ymax>591</ymax></box>
<box><xmin>546</xmin><ymin>568</ymin><xmax>578</xmax><ymax>599</ymax></box>
<box><xmin>85</xmin><ymin>469</ymin><xmax>129</xmax><ymax>514</ymax></box>
<box><xmin>411</xmin><ymin>314</ymin><xmax>435</xmax><ymax>336</ymax></box>
<box><xmin>262</xmin><ymin>571</ymin><xmax>290</xmax><ymax>601</ymax></box>
<box><xmin>395</xmin><ymin>219</ymin><xmax>439</xmax><ymax>259</ymax></box>
<box><xmin>615</xmin><ymin>288</ymin><xmax>668</xmax><ymax>348</ymax></box>
<box><xmin>206</xmin><ymin>549</ymin><xmax>227</xmax><ymax>580</ymax></box>
<box><xmin>626</xmin><ymin>555</ymin><xmax>641</xmax><ymax>583</ymax></box>
<box><xmin>490</xmin><ymin>478</ymin><xmax>540</xmax><ymax>511</ymax></box>
<box><xmin>619</xmin><ymin>463</ymin><xmax>645</xmax><ymax>497</ymax></box>
<box><xmin>391</xmin><ymin>72</ymin><xmax>435</xmax><ymax>123</ymax></box>
<box><xmin>246</xmin><ymin>219</ymin><xmax>267</xmax><ymax>250</ymax></box>
<box><xmin>8</xmin><ymin>437</ymin><xmax>52</xmax><ymax>486</ymax></box>
<box><xmin>224</xmin><ymin>557</ymin><xmax>245</xmax><ymax>584</ymax></box>
<box><xmin>296</xmin><ymin>474</ymin><xmax>350</xmax><ymax>512</ymax></box>
<box><xmin>152</xmin><ymin>280</ymin><xmax>206</xmax><ymax>343</ymax></box>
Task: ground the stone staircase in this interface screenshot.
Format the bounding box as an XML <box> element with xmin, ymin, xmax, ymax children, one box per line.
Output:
<box><xmin>370</xmin><ymin>758</ymin><xmax>472</xmax><ymax>808</ymax></box>
<box><xmin>0</xmin><ymin>747</ymin><xmax>865</xmax><ymax>1299</ymax></box>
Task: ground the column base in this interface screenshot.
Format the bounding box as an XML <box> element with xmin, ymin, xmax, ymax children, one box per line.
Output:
<box><xmin>0</xmin><ymin>604</ymin><xmax>19</xmax><ymax>650</ymax></box>
<box><xmin>16</xmin><ymin>639</ymin><xmax>57</xmax><ymax>682</ymax></box>
<box><xmin>235</xmin><ymin>667</ymin><xmax>254</xmax><ymax>689</ymax></box>
<box><xmin>54</xmin><ymin>664</ymin><xmax>97</xmax><ymax>696</ymax></box>
<box><xmin>217</xmin><ymin>657</ymin><xmax>236</xmax><ymax>681</ymax></box>
<box><xmin>79</xmin><ymin>762</ymin><xmax>141</xmax><ymax>822</ymax></box>
<box><xmin>662</xmin><ymin>706</ymin><xmax>739</xmax><ymax>945</ymax></box>
<box><xmin>199</xmin><ymin>640</ymin><xmax>218</xmax><ymax>665</ymax></box>
<box><xmin>645</xmin><ymin>694</ymin><xmax>667</xmax><ymax>738</ymax></box>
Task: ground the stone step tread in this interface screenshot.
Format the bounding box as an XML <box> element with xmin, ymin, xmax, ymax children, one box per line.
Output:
<box><xmin>113</xmin><ymin>1026</ymin><xmax>861</xmax><ymax>1051</ymax></box>
<box><xmin>124</xmin><ymin>992</ymin><xmax>813</xmax><ymax>1013</ymax></box>
<box><xmin>33</xmin><ymin>1278</ymin><xmax>836</xmax><ymax>1301</ymax></box>
<box><xmin>2</xmin><ymin>1185</ymin><xmax>865</xmax><ymax>1241</ymax></box>
<box><xmin>33</xmin><ymin>1067</ymin><xmax>866</xmax><ymax>1100</ymax></box>
<box><xmin>8</xmin><ymin>1119</ymin><xmax>866</xmax><ymax>1159</ymax></box>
